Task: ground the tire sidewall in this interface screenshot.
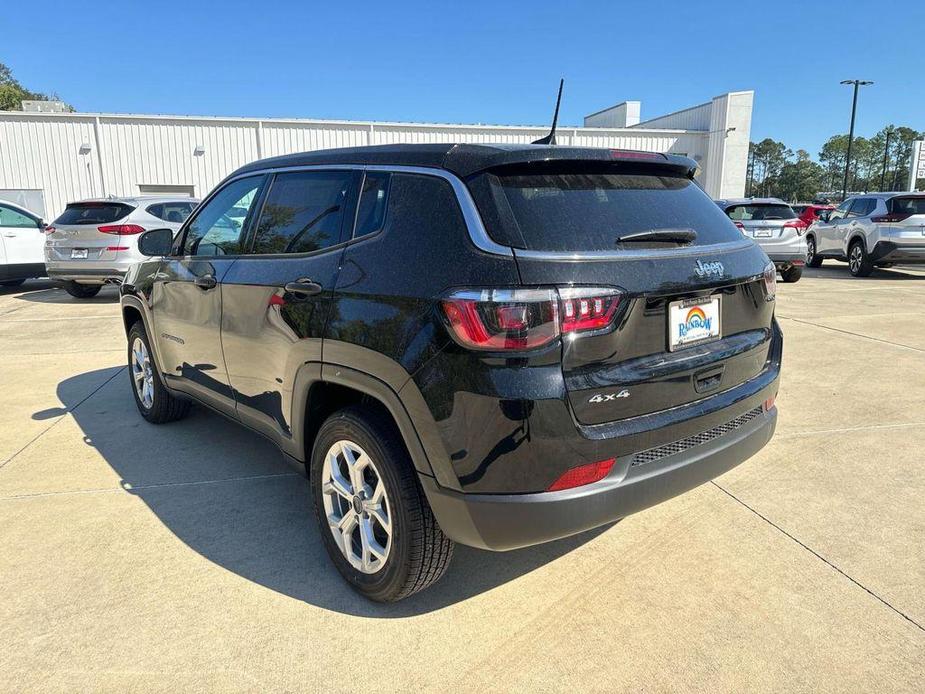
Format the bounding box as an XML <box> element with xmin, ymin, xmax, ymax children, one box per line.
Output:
<box><xmin>849</xmin><ymin>240</ymin><xmax>868</xmax><ymax>277</ymax></box>
<box><xmin>127</xmin><ymin>323</ymin><xmax>158</xmax><ymax>421</ymax></box>
<box><xmin>310</xmin><ymin>412</ymin><xmax>414</xmax><ymax>601</ymax></box>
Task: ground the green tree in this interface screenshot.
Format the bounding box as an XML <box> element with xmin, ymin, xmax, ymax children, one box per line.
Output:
<box><xmin>749</xmin><ymin>138</ymin><xmax>791</xmax><ymax>197</ymax></box>
<box><xmin>774</xmin><ymin>150</ymin><xmax>825</xmax><ymax>202</ymax></box>
<box><xmin>0</xmin><ymin>62</ymin><xmax>72</xmax><ymax>111</ymax></box>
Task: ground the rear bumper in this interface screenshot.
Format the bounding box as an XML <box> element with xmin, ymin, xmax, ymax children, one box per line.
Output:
<box><xmin>869</xmin><ymin>242</ymin><xmax>925</xmax><ymax>264</ymax></box>
<box><xmin>46</xmin><ymin>265</ymin><xmax>128</xmax><ymax>283</ymax></box>
<box><xmin>424</xmin><ymin>405</ymin><xmax>776</xmax><ymax>551</ymax></box>
<box><xmin>767</xmin><ymin>251</ymin><xmax>806</xmax><ymax>265</ymax></box>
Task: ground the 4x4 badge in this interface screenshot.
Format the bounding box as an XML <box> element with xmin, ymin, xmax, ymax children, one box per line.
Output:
<box><xmin>694</xmin><ymin>259</ymin><xmax>724</xmax><ymax>277</ymax></box>
<box><xmin>589</xmin><ymin>390</ymin><xmax>630</xmax><ymax>404</ymax></box>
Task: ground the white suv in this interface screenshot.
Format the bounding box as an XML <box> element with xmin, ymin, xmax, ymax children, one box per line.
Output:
<box><xmin>807</xmin><ymin>193</ymin><xmax>925</xmax><ymax>277</ymax></box>
<box><xmin>1</xmin><ymin>200</ymin><xmax>47</xmax><ymax>287</ymax></box>
<box><xmin>45</xmin><ymin>196</ymin><xmax>198</xmax><ymax>298</ymax></box>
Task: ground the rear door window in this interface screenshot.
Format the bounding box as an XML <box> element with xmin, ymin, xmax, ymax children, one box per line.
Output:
<box><xmin>478</xmin><ymin>170</ymin><xmax>745</xmax><ymax>252</ymax></box>
<box><xmin>847</xmin><ymin>198</ymin><xmax>875</xmax><ymax>218</ymax></box>
<box><xmin>250</xmin><ymin>171</ymin><xmax>356</xmax><ymax>255</ymax></box>
<box><xmin>353</xmin><ymin>172</ymin><xmax>390</xmax><ymax>238</ymax></box>
<box><xmin>0</xmin><ymin>204</ymin><xmax>37</xmax><ymax>228</ymax></box>
<box><xmin>54</xmin><ymin>202</ymin><xmax>135</xmax><ymax>225</ymax></box>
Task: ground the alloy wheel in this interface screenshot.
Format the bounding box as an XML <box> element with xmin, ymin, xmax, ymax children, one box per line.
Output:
<box><xmin>849</xmin><ymin>245</ymin><xmax>862</xmax><ymax>274</ymax></box>
<box><xmin>131</xmin><ymin>337</ymin><xmax>155</xmax><ymax>409</ymax></box>
<box><xmin>321</xmin><ymin>440</ymin><xmax>393</xmax><ymax>574</ymax></box>
<box><xmin>806</xmin><ymin>239</ymin><xmax>815</xmax><ymax>265</ymax></box>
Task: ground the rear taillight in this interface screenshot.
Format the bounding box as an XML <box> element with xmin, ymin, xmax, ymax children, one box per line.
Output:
<box><xmin>762</xmin><ymin>262</ymin><xmax>777</xmax><ymax>301</ymax></box>
<box><xmin>871</xmin><ymin>212</ymin><xmax>912</xmax><ymax>223</ymax></box>
<box><xmin>44</xmin><ymin>225</ymin><xmax>56</xmax><ymax>234</ymax></box>
<box><xmin>783</xmin><ymin>220</ymin><xmax>808</xmax><ymax>236</ymax></box>
<box><xmin>547</xmin><ymin>458</ymin><xmax>616</xmax><ymax>492</ymax></box>
<box><xmin>733</xmin><ymin>221</ymin><xmax>746</xmax><ymax>233</ymax></box>
<box><xmin>98</xmin><ymin>224</ymin><xmax>146</xmax><ymax>235</ymax></box>
<box><xmin>441</xmin><ymin>287</ymin><xmax>623</xmax><ymax>351</ymax></box>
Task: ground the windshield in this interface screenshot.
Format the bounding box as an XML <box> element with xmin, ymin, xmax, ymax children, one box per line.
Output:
<box><xmin>479</xmin><ymin>171</ymin><xmax>742</xmax><ymax>252</ymax></box>
<box><xmin>724</xmin><ymin>204</ymin><xmax>797</xmax><ymax>221</ymax></box>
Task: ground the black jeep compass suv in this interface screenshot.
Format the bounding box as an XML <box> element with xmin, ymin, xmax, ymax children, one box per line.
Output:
<box><xmin>121</xmin><ymin>144</ymin><xmax>781</xmax><ymax>602</ymax></box>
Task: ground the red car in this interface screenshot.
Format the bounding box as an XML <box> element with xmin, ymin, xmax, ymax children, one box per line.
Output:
<box><xmin>792</xmin><ymin>204</ymin><xmax>834</xmax><ymax>227</ymax></box>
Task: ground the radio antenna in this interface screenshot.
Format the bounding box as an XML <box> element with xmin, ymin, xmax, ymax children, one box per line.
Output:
<box><xmin>532</xmin><ymin>78</ymin><xmax>564</xmax><ymax>145</ymax></box>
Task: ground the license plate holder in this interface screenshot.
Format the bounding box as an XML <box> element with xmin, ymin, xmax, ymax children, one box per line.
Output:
<box><xmin>71</xmin><ymin>249</ymin><xmax>89</xmax><ymax>259</ymax></box>
<box><xmin>754</xmin><ymin>229</ymin><xmax>773</xmax><ymax>238</ymax></box>
<box><xmin>668</xmin><ymin>295</ymin><xmax>722</xmax><ymax>351</ymax></box>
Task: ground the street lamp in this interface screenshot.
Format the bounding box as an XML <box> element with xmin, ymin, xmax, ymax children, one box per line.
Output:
<box><xmin>840</xmin><ymin>79</ymin><xmax>873</xmax><ymax>199</ymax></box>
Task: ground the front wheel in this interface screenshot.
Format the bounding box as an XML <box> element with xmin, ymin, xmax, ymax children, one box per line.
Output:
<box><xmin>805</xmin><ymin>237</ymin><xmax>822</xmax><ymax>267</ymax></box>
<box><xmin>848</xmin><ymin>240</ymin><xmax>873</xmax><ymax>277</ymax></box>
<box><xmin>781</xmin><ymin>265</ymin><xmax>803</xmax><ymax>283</ymax></box>
<box><xmin>62</xmin><ymin>281</ymin><xmax>102</xmax><ymax>299</ymax></box>
<box><xmin>127</xmin><ymin>321</ymin><xmax>190</xmax><ymax>424</ymax></box>
<box><xmin>311</xmin><ymin>406</ymin><xmax>454</xmax><ymax>602</ymax></box>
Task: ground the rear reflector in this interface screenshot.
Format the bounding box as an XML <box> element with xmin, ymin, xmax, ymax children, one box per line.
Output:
<box><xmin>764</xmin><ymin>395</ymin><xmax>776</xmax><ymax>412</ymax></box>
<box><xmin>105</xmin><ymin>246</ymin><xmax>129</xmax><ymax>251</ymax></box>
<box><xmin>547</xmin><ymin>458</ymin><xmax>616</xmax><ymax>492</ymax></box>
<box><xmin>98</xmin><ymin>224</ymin><xmax>146</xmax><ymax>235</ymax></box>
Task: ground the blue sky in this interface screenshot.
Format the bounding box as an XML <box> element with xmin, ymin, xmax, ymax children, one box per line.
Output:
<box><xmin>3</xmin><ymin>0</ymin><xmax>922</xmax><ymax>157</ymax></box>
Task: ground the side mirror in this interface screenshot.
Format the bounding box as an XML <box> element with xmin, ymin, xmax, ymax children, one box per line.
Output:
<box><xmin>138</xmin><ymin>228</ymin><xmax>175</xmax><ymax>257</ymax></box>
<box><xmin>36</xmin><ymin>218</ymin><xmax>46</xmax><ymax>230</ymax></box>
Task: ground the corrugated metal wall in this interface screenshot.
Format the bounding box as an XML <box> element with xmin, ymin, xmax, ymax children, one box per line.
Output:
<box><xmin>0</xmin><ymin>112</ymin><xmax>709</xmax><ymax>218</ymax></box>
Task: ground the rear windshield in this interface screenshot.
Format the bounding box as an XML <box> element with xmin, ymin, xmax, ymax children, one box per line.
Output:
<box><xmin>480</xmin><ymin>171</ymin><xmax>742</xmax><ymax>252</ymax></box>
<box><xmin>55</xmin><ymin>202</ymin><xmax>135</xmax><ymax>225</ymax></box>
<box><xmin>724</xmin><ymin>204</ymin><xmax>796</xmax><ymax>221</ymax></box>
<box><xmin>889</xmin><ymin>197</ymin><xmax>925</xmax><ymax>215</ymax></box>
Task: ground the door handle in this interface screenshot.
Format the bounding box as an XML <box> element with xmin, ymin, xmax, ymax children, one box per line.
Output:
<box><xmin>194</xmin><ymin>275</ymin><xmax>217</xmax><ymax>290</ymax></box>
<box><xmin>284</xmin><ymin>279</ymin><xmax>323</xmax><ymax>296</ymax></box>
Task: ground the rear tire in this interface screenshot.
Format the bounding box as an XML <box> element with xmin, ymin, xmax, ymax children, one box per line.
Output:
<box><xmin>127</xmin><ymin>320</ymin><xmax>191</xmax><ymax>424</ymax></box>
<box><xmin>848</xmin><ymin>240</ymin><xmax>873</xmax><ymax>277</ymax></box>
<box><xmin>0</xmin><ymin>279</ymin><xmax>26</xmax><ymax>288</ymax></box>
<box><xmin>805</xmin><ymin>236</ymin><xmax>822</xmax><ymax>268</ymax></box>
<box><xmin>63</xmin><ymin>281</ymin><xmax>102</xmax><ymax>299</ymax></box>
<box><xmin>781</xmin><ymin>265</ymin><xmax>803</xmax><ymax>283</ymax></box>
<box><xmin>310</xmin><ymin>406</ymin><xmax>454</xmax><ymax>602</ymax></box>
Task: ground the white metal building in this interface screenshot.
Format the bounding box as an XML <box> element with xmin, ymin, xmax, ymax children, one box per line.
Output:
<box><xmin>0</xmin><ymin>90</ymin><xmax>752</xmax><ymax>219</ymax></box>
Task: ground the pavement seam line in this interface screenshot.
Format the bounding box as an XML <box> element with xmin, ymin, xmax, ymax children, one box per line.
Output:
<box><xmin>777</xmin><ymin>316</ymin><xmax>925</xmax><ymax>353</ymax></box>
<box><xmin>0</xmin><ymin>367</ymin><xmax>126</xmax><ymax>472</ymax></box>
<box><xmin>0</xmin><ymin>472</ymin><xmax>301</xmax><ymax>501</ymax></box>
<box><xmin>711</xmin><ymin>481</ymin><xmax>925</xmax><ymax>633</ymax></box>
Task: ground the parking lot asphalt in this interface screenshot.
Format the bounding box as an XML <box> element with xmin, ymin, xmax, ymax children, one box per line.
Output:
<box><xmin>1</xmin><ymin>267</ymin><xmax>923</xmax><ymax>693</ymax></box>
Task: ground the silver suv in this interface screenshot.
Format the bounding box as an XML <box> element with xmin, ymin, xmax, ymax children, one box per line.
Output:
<box><xmin>715</xmin><ymin>198</ymin><xmax>807</xmax><ymax>283</ymax></box>
<box><xmin>806</xmin><ymin>193</ymin><xmax>925</xmax><ymax>277</ymax></box>
<box><xmin>45</xmin><ymin>196</ymin><xmax>198</xmax><ymax>298</ymax></box>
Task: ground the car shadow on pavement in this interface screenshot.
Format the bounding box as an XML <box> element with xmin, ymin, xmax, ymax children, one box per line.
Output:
<box><xmin>802</xmin><ymin>266</ymin><xmax>924</xmax><ymax>281</ymax></box>
<box><xmin>16</xmin><ymin>285</ymin><xmax>121</xmax><ymax>303</ymax></box>
<box><xmin>54</xmin><ymin>368</ymin><xmax>609</xmax><ymax>617</ymax></box>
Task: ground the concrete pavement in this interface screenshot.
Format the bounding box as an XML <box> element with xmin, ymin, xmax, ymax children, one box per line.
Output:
<box><xmin>1</xmin><ymin>268</ymin><xmax>923</xmax><ymax>692</ymax></box>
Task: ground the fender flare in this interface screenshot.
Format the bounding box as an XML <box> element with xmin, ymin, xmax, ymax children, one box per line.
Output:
<box><xmin>121</xmin><ymin>294</ymin><xmax>167</xmax><ymax>379</ymax></box>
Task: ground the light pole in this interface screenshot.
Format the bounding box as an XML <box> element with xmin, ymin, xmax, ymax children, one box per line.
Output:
<box><xmin>879</xmin><ymin>126</ymin><xmax>893</xmax><ymax>191</ymax></box>
<box><xmin>840</xmin><ymin>79</ymin><xmax>873</xmax><ymax>200</ymax></box>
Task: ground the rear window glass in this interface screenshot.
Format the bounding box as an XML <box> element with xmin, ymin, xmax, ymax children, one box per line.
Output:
<box><xmin>54</xmin><ymin>202</ymin><xmax>135</xmax><ymax>225</ymax></box>
<box><xmin>725</xmin><ymin>204</ymin><xmax>796</xmax><ymax>221</ymax></box>
<box><xmin>889</xmin><ymin>197</ymin><xmax>925</xmax><ymax>215</ymax></box>
<box><xmin>481</xmin><ymin>172</ymin><xmax>741</xmax><ymax>252</ymax></box>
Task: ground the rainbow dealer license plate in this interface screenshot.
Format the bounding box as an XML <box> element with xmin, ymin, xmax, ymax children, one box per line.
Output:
<box><xmin>668</xmin><ymin>295</ymin><xmax>722</xmax><ymax>351</ymax></box>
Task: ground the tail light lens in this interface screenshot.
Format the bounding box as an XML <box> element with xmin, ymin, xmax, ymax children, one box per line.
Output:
<box><xmin>871</xmin><ymin>212</ymin><xmax>912</xmax><ymax>223</ymax></box>
<box><xmin>98</xmin><ymin>224</ymin><xmax>146</xmax><ymax>235</ymax></box>
<box><xmin>547</xmin><ymin>458</ymin><xmax>616</xmax><ymax>492</ymax></box>
<box><xmin>44</xmin><ymin>225</ymin><xmax>56</xmax><ymax>234</ymax></box>
<box><xmin>762</xmin><ymin>262</ymin><xmax>777</xmax><ymax>301</ymax></box>
<box><xmin>441</xmin><ymin>287</ymin><xmax>623</xmax><ymax>351</ymax></box>
<box><xmin>733</xmin><ymin>221</ymin><xmax>746</xmax><ymax>233</ymax></box>
<box><xmin>783</xmin><ymin>220</ymin><xmax>808</xmax><ymax>236</ymax></box>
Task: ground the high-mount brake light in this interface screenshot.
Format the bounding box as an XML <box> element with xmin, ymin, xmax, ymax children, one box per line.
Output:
<box><xmin>441</xmin><ymin>287</ymin><xmax>623</xmax><ymax>352</ymax></box>
<box><xmin>871</xmin><ymin>212</ymin><xmax>912</xmax><ymax>223</ymax></box>
<box><xmin>610</xmin><ymin>150</ymin><xmax>663</xmax><ymax>161</ymax></box>
<box><xmin>98</xmin><ymin>224</ymin><xmax>146</xmax><ymax>235</ymax></box>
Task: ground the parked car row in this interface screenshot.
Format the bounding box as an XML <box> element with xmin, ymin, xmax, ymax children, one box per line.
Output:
<box><xmin>0</xmin><ymin>196</ymin><xmax>198</xmax><ymax>294</ymax></box>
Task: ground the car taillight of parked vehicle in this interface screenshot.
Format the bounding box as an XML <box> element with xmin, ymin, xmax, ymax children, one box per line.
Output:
<box><xmin>733</xmin><ymin>221</ymin><xmax>746</xmax><ymax>233</ymax></box>
<box><xmin>441</xmin><ymin>287</ymin><xmax>623</xmax><ymax>351</ymax></box>
<box><xmin>98</xmin><ymin>224</ymin><xmax>146</xmax><ymax>235</ymax></box>
<box><xmin>43</xmin><ymin>225</ymin><xmax>56</xmax><ymax>234</ymax></box>
<box><xmin>762</xmin><ymin>262</ymin><xmax>777</xmax><ymax>301</ymax></box>
<box><xmin>783</xmin><ymin>220</ymin><xmax>808</xmax><ymax>236</ymax></box>
<box><xmin>871</xmin><ymin>212</ymin><xmax>913</xmax><ymax>223</ymax></box>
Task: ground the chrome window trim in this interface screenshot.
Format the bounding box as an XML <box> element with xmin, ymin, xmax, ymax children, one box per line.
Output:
<box><xmin>215</xmin><ymin>163</ymin><xmax>755</xmax><ymax>262</ymax></box>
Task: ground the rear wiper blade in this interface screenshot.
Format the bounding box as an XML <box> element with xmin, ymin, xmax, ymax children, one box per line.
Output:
<box><xmin>615</xmin><ymin>229</ymin><xmax>697</xmax><ymax>245</ymax></box>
